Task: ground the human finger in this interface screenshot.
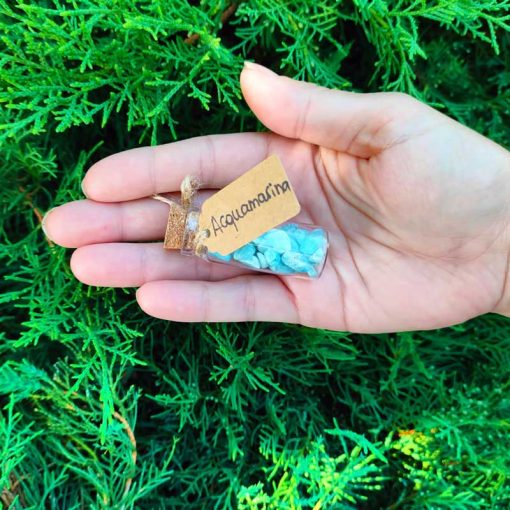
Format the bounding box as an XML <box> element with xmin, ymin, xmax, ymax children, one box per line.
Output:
<box><xmin>43</xmin><ymin>198</ymin><xmax>169</xmax><ymax>248</ymax></box>
<box><xmin>241</xmin><ymin>62</ymin><xmax>430</xmax><ymax>158</ymax></box>
<box><xmin>43</xmin><ymin>191</ymin><xmax>220</xmax><ymax>248</ymax></box>
<box><xmin>82</xmin><ymin>132</ymin><xmax>312</xmax><ymax>202</ymax></box>
<box><xmin>136</xmin><ymin>275</ymin><xmax>299</xmax><ymax>323</ymax></box>
<box><xmin>70</xmin><ymin>243</ymin><xmax>249</xmax><ymax>287</ymax></box>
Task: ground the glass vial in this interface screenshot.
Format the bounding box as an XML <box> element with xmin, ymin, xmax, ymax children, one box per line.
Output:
<box><xmin>181</xmin><ymin>208</ymin><xmax>329</xmax><ymax>279</ymax></box>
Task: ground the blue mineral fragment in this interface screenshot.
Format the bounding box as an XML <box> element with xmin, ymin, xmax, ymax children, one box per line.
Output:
<box><xmin>262</xmin><ymin>248</ymin><xmax>279</xmax><ymax>267</ymax></box>
<box><xmin>233</xmin><ymin>243</ymin><xmax>261</xmax><ymax>269</ymax></box>
<box><xmin>272</xmin><ymin>262</ymin><xmax>294</xmax><ymax>274</ymax></box>
<box><xmin>299</xmin><ymin>229</ymin><xmax>326</xmax><ymax>256</ymax></box>
<box><xmin>209</xmin><ymin>223</ymin><xmax>327</xmax><ymax>278</ymax></box>
<box><xmin>282</xmin><ymin>251</ymin><xmax>314</xmax><ymax>273</ymax></box>
<box><xmin>285</xmin><ymin>224</ymin><xmax>307</xmax><ymax>247</ymax></box>
<box><xmin>289</xmin><ymin>236</ymin><xmax>300</xmax><ymax>251</ymax></box>
<box><xmin>254</xmin><ymin>229</ymin><xmax>292</xmax><ymax>253</ymax></box>
<box><xmin>233</xmin><ymin>243</ymin><xmax>256</xmax><ymax>261</ymax></box>
<box><xmin>242</xmin><ymin>256</ymin><xmax>261</xmax><ymax>269</ymax></box>
<box><xmin>309</xmin><ymin>246</ymin><xmax>326</xmax><ymax>264</ymax></box>
<box><xmin>256</xmin><ymin>252</ymin><xmax>268</xmax><ymax>268</ymax></box>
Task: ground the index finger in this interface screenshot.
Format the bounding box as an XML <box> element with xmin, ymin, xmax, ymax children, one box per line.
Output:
<box><xmin>82</xmin><ymin>133</ymin><xmax>310</xmax><ymax>202</ymax></box>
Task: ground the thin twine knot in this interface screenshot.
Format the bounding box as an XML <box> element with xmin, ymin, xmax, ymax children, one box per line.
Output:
<box><xmin>180</xmin><ymin>175</ymin><xmax>200</xmax><ymax>210</ymax></box>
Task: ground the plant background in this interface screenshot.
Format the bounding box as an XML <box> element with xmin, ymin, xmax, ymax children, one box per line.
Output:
<box><xmin>2</xmin><ymin>0</ymin><xmax>510</xmax><ymax>508</ymax></box>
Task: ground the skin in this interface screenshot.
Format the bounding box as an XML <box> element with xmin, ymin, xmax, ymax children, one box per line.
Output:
<box><xmin>43</xmin><ymin>62</ymin><xmax>510</xmax><ymax>332</ymax></box>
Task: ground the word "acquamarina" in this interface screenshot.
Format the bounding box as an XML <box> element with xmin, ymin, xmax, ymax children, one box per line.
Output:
<box><xmin>209</xmin><ymin>180</ymin><xmax>291</xmax><ymax>236</ymax></box>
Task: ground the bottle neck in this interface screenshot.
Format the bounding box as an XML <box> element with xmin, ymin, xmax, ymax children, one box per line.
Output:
<box><xmin>181</xmin><ymin>208</ymin><xmax>201</xmax><ymax>256</ymax></box>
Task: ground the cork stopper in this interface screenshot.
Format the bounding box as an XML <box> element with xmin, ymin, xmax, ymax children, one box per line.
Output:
<box><xmin>153</xmin><ymin>176</ymin><xmax>202</xmax><ymax>252</ymax></box>
<box><xmin>163</xmin><ymin>201</ymin><xmax>187</xmax><ymax>249</ymax></box>
<box><xmin>152</xmin><ymin>195</ymin><xmax>187</xmax><ymax>249</ymax></box>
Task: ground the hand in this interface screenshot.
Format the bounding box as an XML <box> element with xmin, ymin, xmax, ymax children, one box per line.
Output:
<box><xmin>43</xmin><ymin>62</ymin><xmax>510</xmax><ymax>332</ymax></box>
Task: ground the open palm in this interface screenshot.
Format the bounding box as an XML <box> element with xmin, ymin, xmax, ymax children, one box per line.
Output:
<box><xmin>44</xmin><ymin>63</ymin><xmax>510</xmax><ymax>332</ymax></box>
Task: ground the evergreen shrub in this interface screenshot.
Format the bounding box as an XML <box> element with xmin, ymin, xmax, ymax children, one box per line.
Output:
<box><xmin>2</xmin><ymin>1</ymin><xmax>510</xmax><ymax>508</ymax></box>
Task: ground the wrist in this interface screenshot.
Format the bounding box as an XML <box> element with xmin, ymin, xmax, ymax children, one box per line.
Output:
<box><xmin>494</xmin><ymin>246</ymin><xmax>510</xmax><ymax>318</ymax></box>
<box><xmin>493</xmin><ymin>152</ymin><xmax>510</xmax><ymax>317</ymax></box>
<box><xmin>493</xmin><ymin>186</ymin><xmax>510</xmax><ymax>318</ymax></box>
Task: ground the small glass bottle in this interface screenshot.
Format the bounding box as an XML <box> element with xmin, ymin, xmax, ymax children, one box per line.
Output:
<box><xmin>181</xmin><ymin>208</ymin><xmax>329</xmax><ymax>279</ymax></box>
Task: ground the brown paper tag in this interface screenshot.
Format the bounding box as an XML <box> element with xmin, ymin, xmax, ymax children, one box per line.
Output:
<box><xmin>199</xmin><ymin>155</ymin><xmax>301</xmax><ymax>255</ymax></box>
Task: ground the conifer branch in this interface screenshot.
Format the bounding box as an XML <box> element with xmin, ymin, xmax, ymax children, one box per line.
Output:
<box><xmin>18</xmin><ymin>187</ymin><xmax>44</xmax><ymax>226</ymax></box>
<box><xmin>0</xmin><ymin>473</ymin><xmax>27</xmax><ymax>508</ymax></box>
<box><xmin>113</xmin><ymin>411</ymin><xmax>138</xmax><ymax>498</ymax></box>
<box><xmin>1</xmin><ymin>1</ymin><xmax>510</xmax><ymax>508</ymax></box>
<box><xmin>185</xmin><ymin>2</ymin><xmax>238</xmax><ymax>44</ymax></box>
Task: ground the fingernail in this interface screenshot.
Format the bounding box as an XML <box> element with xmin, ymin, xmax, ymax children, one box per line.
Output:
<box><xmin>243</xmin><ymin>61</ymin><xmax>276</xmax><ymax>76</ymax></box>
<box><xmin>41</xmin><ymin>209</ymin><xmax>53</xmax><ymax>237</ymax></box>
<box><xmin>81</xmin><ymin>178</ymin><xmax>89</xmax><ymax>198</ymax></box>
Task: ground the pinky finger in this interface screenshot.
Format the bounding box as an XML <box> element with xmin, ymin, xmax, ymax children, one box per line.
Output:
<box><xmin>136</xmin><ymin>275</ymin><xmax>299</xmax><ymax>323</ymax></box>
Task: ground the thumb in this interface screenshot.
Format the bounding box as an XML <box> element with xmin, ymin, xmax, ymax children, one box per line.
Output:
<box><xmin>240</xmin><ymin>62</ymin><xmax>423</xmax><ymax>158</ymax></box>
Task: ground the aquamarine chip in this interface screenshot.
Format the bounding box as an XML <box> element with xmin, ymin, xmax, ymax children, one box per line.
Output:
<box><xmin>299</xmin><ymin>229</ymin><xmax>326</xmax><ymax>256</ymax></box>
<box><xmin>208</xmin><ymin>223</ymin><xmax>327</xmax><ymax>278</ymax></box>
<box><xmin>253</xmin><ymin>229</ymin><xmax>292</xmax><ymax>254</ymax></box>
<box><xmin>307</xmin><ymin>266</ymin><xmax>319</xmax><ymax>278</ymax></box>
<box><xmin>309</xmin><ymin>246</ymin><xmax>326</xmax><ymax>265</ymax></box>
<box><xmin>233</xmin><ymin>243</ymin><xmax>256</xmax><ymax>262</ymax></box>
<box><xmin>290</xmin><ymin>226</ymin><xmax>308</xmax><ymax>248</ymax></box>
<box><xmin>290</xmin><ymin>236</ymin><xmax>300</xmax><ymax>251</ymax></box>
<box><xmin>282</xmin><ymin>251</ymin><xmax>314</xmax><ymax>273</ymax></box>
<box><xmin>242</xmin><ymin>256</ymin><xmax>261</xmax><ymax>269</ymax></box>
<box><xmin>263</xmin><ymin>249</ymin><xmax>280</xmax><ymax>269</ymax></box>
<box><xmin>256</xmin><ymin>252</ymin><xmax>268</xmax><ymax>268</ymax></box>
<box><xmin>272</xmin><ymin>261</ymin><xmax>295</xmax><ymax>274</ymax></box>
<box><xmin>280</xmin><ymin>223</ymin><xmax>297</xmax><ymax>234</ymax></box>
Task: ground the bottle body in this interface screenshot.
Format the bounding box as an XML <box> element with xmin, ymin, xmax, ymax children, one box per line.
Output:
<box><xmin>181</xmin><ymin>211</ymin><xmax>328</xmax><ymax>279</ymax></box>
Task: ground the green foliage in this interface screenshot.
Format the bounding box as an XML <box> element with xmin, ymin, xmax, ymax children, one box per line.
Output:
<box><xmin>238</xmin><ymin>429</ymin><xmax>387</xmax><ymax>509</ymax></box>
<box><xmin>351</xmin><ymin>0</ymin><xmax>510</xmax><ymax>93</ymax></box>
<box><xmin>1</xmin><ymin>0</ymin><xmax>510</xmax><ymax>508</ymax></box>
